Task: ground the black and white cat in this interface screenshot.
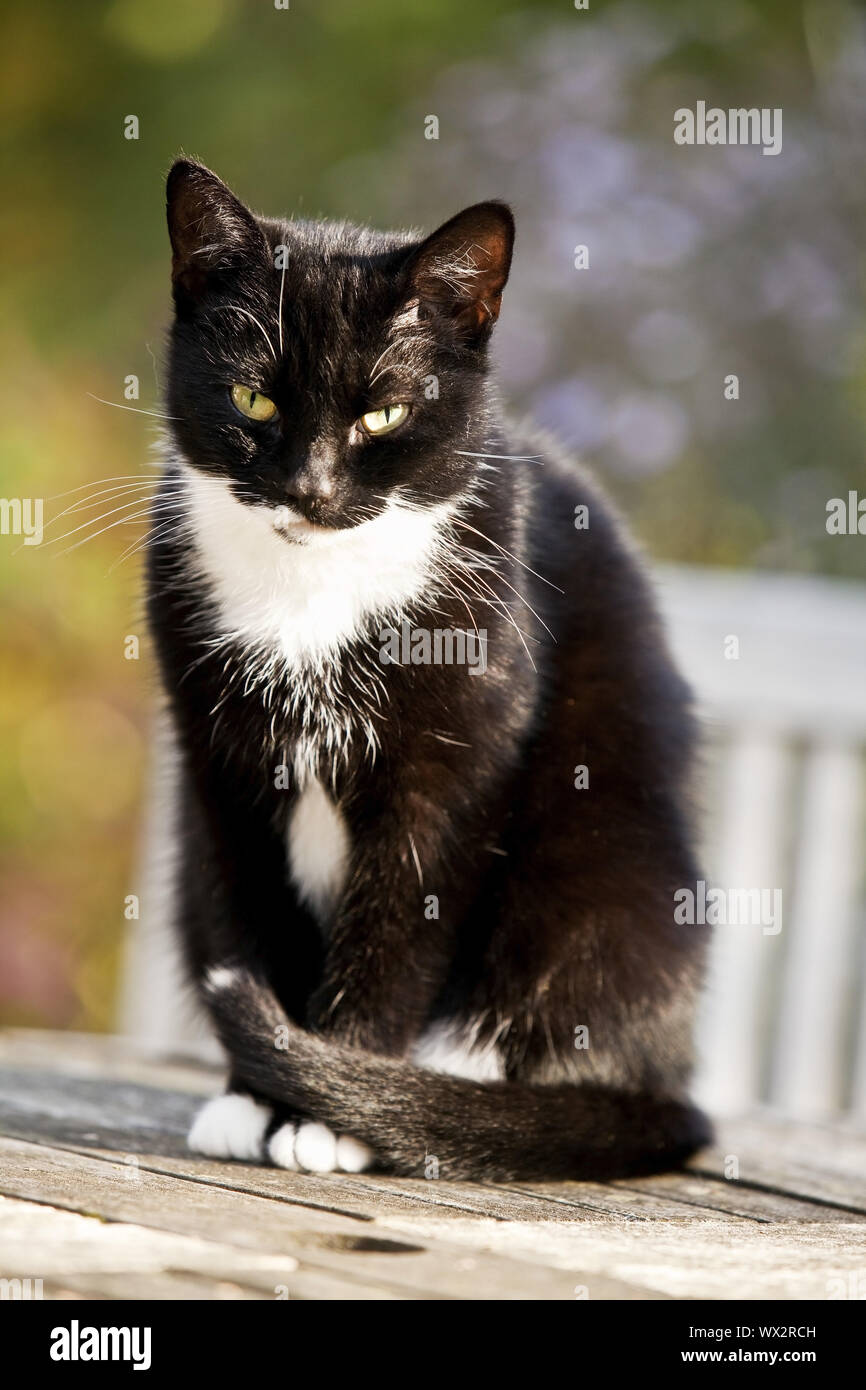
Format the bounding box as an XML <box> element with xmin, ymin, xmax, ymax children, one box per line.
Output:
<box><xmin>147</xmin><ymin>158</ymin><xmax>711</xmax><ymax>1181</ymax></box>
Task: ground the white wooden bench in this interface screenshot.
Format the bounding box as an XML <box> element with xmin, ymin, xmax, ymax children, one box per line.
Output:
<box><xmin>654</xmin><ymin>565</ymin><xmax>866</xmax><ymax>1122</ymax></box>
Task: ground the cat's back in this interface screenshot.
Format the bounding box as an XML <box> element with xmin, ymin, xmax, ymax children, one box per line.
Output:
<box><xmin>509</xmin><ymin>425</ymin><xmax>658</xmax><ymax>625</ymax></box>
<box><xmin>509</xmin><ymin>425</ymin><xmax>695</xmax><ymax>750</ymax></box>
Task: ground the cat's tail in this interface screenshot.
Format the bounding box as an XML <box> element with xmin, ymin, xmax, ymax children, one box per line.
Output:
<box><xmin>204</xmin><ymin>967</ymin><xmax>712</xmax><ymax>1181</ymax></box>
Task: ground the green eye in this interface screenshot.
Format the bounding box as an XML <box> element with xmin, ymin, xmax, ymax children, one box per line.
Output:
<box><xmin>230</xmin><ymin>384</ymin><xmax>278</xmax><ymax>422</ymax></box>
<box><xmin>359</xmin><ymin>403</ymin><xmax>410</xmax><ymax>436</ymax></box>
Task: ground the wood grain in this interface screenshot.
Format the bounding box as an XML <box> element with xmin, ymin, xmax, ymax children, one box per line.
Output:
<box><xmin>1</xmin><ymin>1031</ymin><xmax>864</xmax><ymax>1300</ymax></box>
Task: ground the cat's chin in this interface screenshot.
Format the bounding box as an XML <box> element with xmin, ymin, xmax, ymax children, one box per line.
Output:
<box><xmin>271</xmin><ymin>509</ymin><xmax>332</xmax><ymax>546</ymax></box>
<box><xmin>271</xmin><ymin>506</ymin><xmax>371</xmax><ymax>546</ymax></box>
<box><xmin>272</xmin><ymin>517</ymin><xmax>321</xmax><ymax>546</ymax></box>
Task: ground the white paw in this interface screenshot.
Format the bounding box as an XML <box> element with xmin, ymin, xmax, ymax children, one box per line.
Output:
<box><xmin>188</xmin><ymin>1093</ymin><xmax>271</xmax><ymax>1161</ymax></box>
<box><xmin>274</xmin><ymin>1121</ymin><xmax>374</xmax><ymax>1173</ymax></box>
<box><xmin>335</xmin><ymin>1134</ymin><xmax>375</xmax><ymax>1173</ymax></box>
<box><xmin>294</xmin><ymin>1121</ymin><xmax>338</xmax><ymax>1172</ymax></box>
<box><xmin>268</xmin><ymin>1121</ymin><xmax>299</xmax><ymax>1170</ymax></box>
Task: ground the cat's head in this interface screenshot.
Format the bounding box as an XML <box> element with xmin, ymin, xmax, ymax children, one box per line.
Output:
<box><xmin>165</xmin><ymin>159</ymin><xmax>513</xmax><ymax>540</ymax></box>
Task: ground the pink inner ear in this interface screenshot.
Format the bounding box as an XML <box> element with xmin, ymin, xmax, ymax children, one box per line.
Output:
<box><xmin>408</xmin><ymin>203</ymin><xmax>514</xmax><ymax>334</ymax></box>
<box><xmin>421</xmin><ymin>242</ymin><xmax>507</xmax><ymax>330</ymax></box>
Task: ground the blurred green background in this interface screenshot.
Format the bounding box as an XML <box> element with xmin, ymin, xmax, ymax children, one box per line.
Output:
<box><xmin>1</xmin><ymin>0</ymin><xmax>864</xmax><ymax>1032</ymax></box>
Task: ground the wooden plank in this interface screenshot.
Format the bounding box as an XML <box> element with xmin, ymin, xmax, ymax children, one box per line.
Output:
<box><xmin>329</xmin><ymin>1172</ymin><xmax>742</xmax><ymax>1225</ymax></box>
<box><xmin>692</xmin><ymin>1116</ymin><xmax>866</xmax><ymax>1213</ymax></box>
<box><xmin>0</xmin><ymin>1067</ymin><xmax>197</xmax><ymax>1159</ymax></box>
<box><xmin>655</xmin><ymin>564</ymin><xmax>866</xmax><ymax>740</ymax></box>
<box><xmin>4</xmin><ymin>1052</ymin><xmax>864</xmax><ymax>1220</ymax></box>
<box><xmin>37</xmin><ymin>1270</ymin><xmax>409</xmax><ymax>1301</ymax></box>
<box><xmin>0</xmin><ymin>1061</ymin><xmax>746</xmax><ymax>1226</ymax></box>
<box><xmin>372</xmin><ymin>1208</ymin><xmax>866</xmax><ymax>1301</ymax></box>
<box><xmin>42</xmin><ymin>1143</ymin><xmax>754</xmax><ymax>1228</ymax></box>
<box><xmin>772</xmin><ymin>742</ymin><xmax>864</xmax><ymax>1117</ymax></box>
<box><xmin>7</xmin><ymin>1028</ymin><xmax>865</xmax><ymax>1188</ymax></box>
<box><xmin>609</xmin><ymin>1172</ymin><xmax>866</xmax><ymax>1224</ymax></box>
<box><xmin>74</xmin><ymin>1148</ymin><xmax>613</xmax><ymax>1227</ymax></box>
<box><xmin>0</xmin><ymin>1029</ymin><xmax>219</xmax><ymax>1093</ymax></box>
<box><xmin>0</xmin><ymin>1136</ymin><xmax>650</xmax><ymax>1300</ymax></box>
<box><xmin>475</xmin><ymin>1178</ymin><xmax>752</xmax><ymax>1224</ymax></box>
<box><xmin>693</xmin><ymin>730</ymin><xmax>791</xmax><ymax>1114</ymax></box>
<box><xmin>5</xmin><ymin>1132</ymin><xmax>865</xmax><ymax>1300</ymax></box>
<box><xmin>4</xmin><ymin>1128</ymin><xmax>866</xmax><ymax>1298</ymax></box>
<box><xmin>0</xmin><ymin>1194</ymin><xmax>410</xmax><ymax>1301</ymax></box>
<box><xmin>0</xmin><ymin>1081</ymin><xmax>762</xmax><ymax>1228</ymax></box>
<box><xmin>4</xmin><ymin>1032</ymin><xmax>866</xmax><ymax>1300</ymax></box>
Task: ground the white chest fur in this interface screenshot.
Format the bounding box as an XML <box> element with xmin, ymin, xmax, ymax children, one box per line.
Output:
<box><xmin>180</xmin><ymin>463</ymin><xmax>449</xmax><ymax>674</ymax></box>
<box><xmin>411</xmin><ymin>1019</ymin><xmax>505</xmax><ymax>1081</ymax></box>
<box><xmin>179</xmin><ymin>460</ymin><xmax>449</xmax><ymax>919</ymax></box>
<box><xmin>286</xmin><ymin>778</ymin><xmax>350</xmax><ymax>922</ymax></box>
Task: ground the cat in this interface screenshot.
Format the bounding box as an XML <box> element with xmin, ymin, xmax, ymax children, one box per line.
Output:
<box><xmin>146</xmin><ymin>157</ymin><xmax>712</xmax><ymax>1181</ymax></box>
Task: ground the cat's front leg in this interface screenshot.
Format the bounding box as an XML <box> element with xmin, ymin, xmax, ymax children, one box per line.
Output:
<box><xmin>176</xmin><ymin>768</ymin><xmax>326</xmax><ymax>1163</ymax></box>
<box><xmin>305</xmin><ymin>789</ymin><xmax>472</xmax><ymax>1056</ymax></box>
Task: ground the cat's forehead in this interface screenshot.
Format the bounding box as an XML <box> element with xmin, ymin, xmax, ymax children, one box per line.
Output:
<box><xmin>245</xmin><ymin>218</ymin><xmax>424</xmax><ymax>384</ymax></box>
<box><xmin>263</xmin><ymin>215</ymin><xmax>416</xmax><ymax>264</ymax></box>
<box><xmin>261</xmin><ymin>217</ymin><xmax>416</xmax><ymax>319</ymax></box>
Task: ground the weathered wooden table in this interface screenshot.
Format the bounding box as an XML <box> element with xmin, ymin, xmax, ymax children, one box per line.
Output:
<box><xmin>0</xmin><ymin>1030</ymin><xmax>863</xmax><ymax>1301</ymax></box>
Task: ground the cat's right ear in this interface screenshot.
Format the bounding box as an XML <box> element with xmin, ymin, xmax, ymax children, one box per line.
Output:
<box><xmin>166</xmin><ymin>159</ymin><xmax>269</xmax><ymax>304</ymax></box>
<box><xmin>405</xmin><ymin>201</ymin><xmax>515</xmax><ymax>343</ymax></box>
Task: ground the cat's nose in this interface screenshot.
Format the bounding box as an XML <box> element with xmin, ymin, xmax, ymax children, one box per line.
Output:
<box><xmin>286</xmin><ymin>474</ymin><xmax>334</xmax><ymax>504</ymax></box>
<box><xmin>285</xmin><ymin>459</ymin><xmax>335</xmax><ymax>509</ymax></box>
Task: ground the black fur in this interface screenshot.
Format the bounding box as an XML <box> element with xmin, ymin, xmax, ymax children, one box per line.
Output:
<box><xmin>205</xmin><ymin>969</ymin><xmax>707</xmax><ymax>1182</ymax></box>
<box><xmin>147</xmin><ymin>158</ymin><xmax>712</xmax><ymax>1180</ymax></box>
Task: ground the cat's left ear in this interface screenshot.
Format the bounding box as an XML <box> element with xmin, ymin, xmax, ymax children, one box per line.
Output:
<box><xmin>166</xmin><ymin>159</ymin><xmax>270</xmax><ymax>304</ymax></box>
<box><xmin>406</xmin><ymin>202</ymin><xmax>514</xmax><ymax>342</ymax></box>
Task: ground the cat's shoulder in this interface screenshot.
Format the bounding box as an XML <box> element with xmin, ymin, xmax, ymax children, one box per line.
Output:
<box><xmin>505</xmin><ymin>419</ymin><xmax>638</xmax><ymax>561</ymax></box>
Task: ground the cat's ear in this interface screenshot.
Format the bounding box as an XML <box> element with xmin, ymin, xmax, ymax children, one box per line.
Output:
<box><xmin>166</xmin><ymin>159</ymin><xmax>269</xmax><ymax>302</ymax></box>
<box><xmin>406</xmin><ymin>202</ymin><xmax>514</xmax><ymax>341</ymax></box>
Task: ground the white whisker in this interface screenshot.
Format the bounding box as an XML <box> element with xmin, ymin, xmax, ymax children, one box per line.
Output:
<box><xmin>46</xmin><ymin>473</ymin><xmax>163</xmax><ymax>503</ymax></box>
<box><xmin>278</xmin><ymin>258</ymin><xmax>287</xmax><ymax>358</ymax></box>
<box><xmin>455</xmin><ymin>451</ymin><xmax>543</xmax><ymax>463</ymax></box>
<box><xmin>47</xmin><ymin>481</ymin><xmax>187</xmax><ymax>529</ymax></box>
<box><xmin>454</xmin><ymin>539</ymin><xmax>555</xmax><ymax>642</ymax></box>
<box><xmin>453</xmin><ymin>517</ymin><xmax>564</xmax><ymax>594</ymax></box>
<box><xmin>86</xmin><ymin>393</ymin><xmax>180</xmax><ymax>420</ymax></box>
<box><xmin>438</xmin><ymin>553</ymin><xmax>539</xmax><ymax>671</ymax></box>
<box><xmin>39</xmin><ymin>495</ymin><xmax>177</xmax><ymax>549</ymax></box>
<box><xmin>111</xmin><ymin>514</ymin><xmax>190</xmax><ymax>571</ymax></box>
<box><xmin>52</xmin><ymin>506</ymin><xmax>160</xmax><ymax>557</ymax></box>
